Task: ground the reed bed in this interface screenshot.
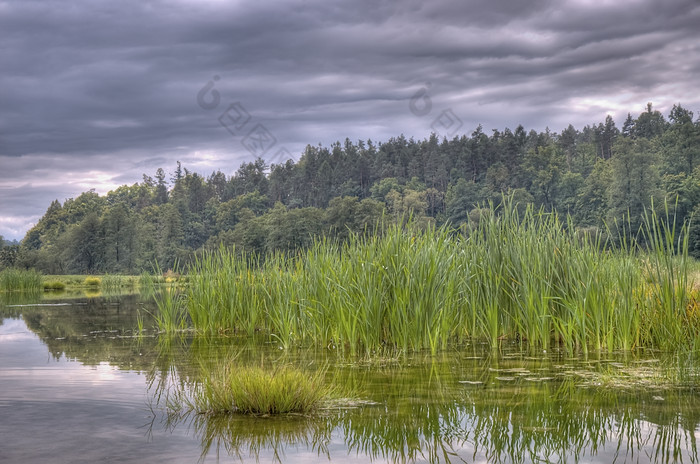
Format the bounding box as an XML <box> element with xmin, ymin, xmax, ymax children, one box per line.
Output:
<box><xmin>156</xmin><ymin>203</ymin><xmax>696</xmax><ymax>355</ymax></box>
<box><xmin>0</xmin><ymin>268</ymin><xmax>43</xmax><ymax>292</ymax></box>
<box><xmin>100</xmin><ymin>274</ymin><xmax>137</xmax><ymax>292</ymax></box>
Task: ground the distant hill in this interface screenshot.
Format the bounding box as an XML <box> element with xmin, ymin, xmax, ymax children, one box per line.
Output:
<box><xmin>7</xmin><ymin>103</ymin><xmax>700</xmax><ymax>274</ymax></box>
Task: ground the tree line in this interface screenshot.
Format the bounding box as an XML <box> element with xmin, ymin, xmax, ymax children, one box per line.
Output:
<box><xmin>3</xmin><ymin>102</ymin><xmax>700</xmax><ymax>274</ymax></box>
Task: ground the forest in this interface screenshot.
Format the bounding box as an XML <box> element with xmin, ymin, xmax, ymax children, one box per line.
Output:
<box><xmin>2</xmin><ymin>102</ymin><xmax>699</xmax><ymax>274</ymax></box>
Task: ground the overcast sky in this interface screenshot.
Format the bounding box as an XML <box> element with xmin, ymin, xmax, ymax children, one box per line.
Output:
<box><xmin>1</xmin><ymin>0</ymin><xmax>699</xmax><ymax>241</ymax></box>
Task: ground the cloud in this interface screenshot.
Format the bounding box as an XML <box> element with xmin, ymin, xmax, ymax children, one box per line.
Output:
<box><xmin>1</xmin><ymin>0</ymin><xmax>699</xmax><ymax>240</ymax></box>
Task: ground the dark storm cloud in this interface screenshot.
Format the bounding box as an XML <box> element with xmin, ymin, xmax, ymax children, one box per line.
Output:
<box><xmin>1</xmin><ymin>0</ymin><xmax>699</xmax><ymax>240</ymax></box>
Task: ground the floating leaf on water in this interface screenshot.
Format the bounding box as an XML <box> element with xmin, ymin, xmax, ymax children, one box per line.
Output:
<box><xmin>524</xmin><ymin>377</ymin><xmax>556</xmax><ymax>382</ymax></box>
<box><xmin>458</xmin><ymin>380</ymin><xmax>484</xmax><ymax>385</ymax></box>
<box><xmin>489</xmin><ymin>367</ymin><xmax>530</xmax><ymax>374</ymax></box>
<box><xmin>6</xmin><ymin>303</ymin><xmax>72</xmax><ymax>307</ymax></box>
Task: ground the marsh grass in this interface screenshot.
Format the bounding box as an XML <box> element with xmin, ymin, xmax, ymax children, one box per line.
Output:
<box><xmin>139</xmin><ymin>271</ymin><xmax>157</xmax><ymax>288</ymax></box>
<box><xmin>42</xmin><ymin>280</ymin><xmax>66</xmax><ymax>291</ymax></box>
<box><xmin>0</xmin><ymin>268</ymin><xmax>42</xmax><ymax>292</ymax></box>
<box><xmin>83</xmin><ymin>276</ymin><xmax>101</xmax><ymax>287</ymax></box>
<box><xmin>182</xmin><ymin>363</ymin><xmax>336</xmax><ymax>416</ymax></box>
<box><xmin>150</xmin><ymin>286</ymin><xmax>187</xmax><ymax>332</ymax></box>
<box><xmin>157</xmin><ymin>202</ymin><xmax>697</xmax><ymax>355</ymax></box>
<box><xmin>101</xmin><ymin>274</ymin><xmax>136</xmax><ymax>291</ymax></box>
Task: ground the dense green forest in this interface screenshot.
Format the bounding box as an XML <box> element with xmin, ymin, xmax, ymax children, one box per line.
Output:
<box><xmin>3</xmin><ymin>102</ymin><xmax>700</xmax><ymax>274</ymax></box>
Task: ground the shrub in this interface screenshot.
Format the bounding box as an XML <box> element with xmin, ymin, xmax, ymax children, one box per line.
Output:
<box><xmin>84</xmin><ymin>276</ymin><xmax>102</xmax><ymax>287</ymax></box>
<box><xmin>43</xmin><ymin>280</ymin><xmax>66</xmax><ymax>291</ymax></box>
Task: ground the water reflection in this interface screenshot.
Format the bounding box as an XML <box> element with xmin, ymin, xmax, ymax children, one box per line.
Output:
<box><xmin>149</xmin><ymin>345</ymin><xmax>700</xmax><ymax>463</ymax></box>
<box><xmin>167</xmin><ymin>412</ymin><xmax>334</xmax><ymax>462</ymax></box>
<box><xmin>3</xmin><ymin>292</ymin><xmax>700</xmax><ymax>463</ymax></box>
<box><xmin>153</xmin><ymin>376</ymin><xmax>700</xmax><ymax>463</ymax></box>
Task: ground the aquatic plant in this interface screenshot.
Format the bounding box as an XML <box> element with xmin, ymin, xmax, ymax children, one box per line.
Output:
<box><xmin>42</xmin><ymin>280</ymin><xmax>66</xmax><ymax>291</ymax></box>
<box><xmin>157</xmin><ymin>202</ymin><xmax>696</xmax><ymax>354</ymax></box>
<box><xmin>83</xmin><ymin>276</ymin><xmax>101</xmax><ymax>287</ymax></box>
<box><xmin>152</xmin><ymin>286</ymin><xmax>187</xmax><ymax>332</ymax></box>
<box><xmin>152</xmin><ymin>347</ymin><xmax>700</xmax><ymax>464</ymax></box>
<box><xmin>101</xmin><ymin>274</ymin><xmax>124</xmax><ymax>291</ymax></box>
<box><xmin>139</xmin><ymin>271</ymin><xmax>155</xmax><ymax>288</ymax></box>
<box><xmin>0</xmin><ymin>268</ymin><xmax>43</xmax><ymax>292</ymax></box>
<box><xmin>189</xmin><ymin>364</ymin><xmax>335</xmax><ymax>415</ymax></box>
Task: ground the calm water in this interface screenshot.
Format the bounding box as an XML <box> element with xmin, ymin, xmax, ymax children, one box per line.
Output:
<box><xmin>2</xmin><ymin>291</ymin><xmax>700</xmax><ymax>463</ymax></box>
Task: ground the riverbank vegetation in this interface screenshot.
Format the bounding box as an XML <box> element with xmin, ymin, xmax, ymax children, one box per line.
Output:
<box><xmin>153</xmin><ymin>201</ymin><xmax>697</xmax><ymax>355</ymax></box>
<box><xmin>0</xmin><ymin>268</ymin><xmax>42</xmax><ymax>292</ymax></box>
<box><xmin>0</xmin><ymin>271</ymin><xmax>175</xmax><ymax>294</ymax></box>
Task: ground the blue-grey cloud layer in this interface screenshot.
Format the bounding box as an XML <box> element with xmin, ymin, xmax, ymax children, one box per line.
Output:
<box><xmin>1</xmin><ymin>0</ymin><xmax>699</xmax><ymax>239</ymax></box>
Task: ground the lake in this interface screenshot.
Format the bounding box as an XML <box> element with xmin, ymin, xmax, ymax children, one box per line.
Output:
<box><xmin>2</xmin><ymin>291</ymin><xmax>700</xmax><ymax>463</ymax></box>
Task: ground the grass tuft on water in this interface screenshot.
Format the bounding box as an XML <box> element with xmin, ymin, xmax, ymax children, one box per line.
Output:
<box><xmin>190</xmin><ymin>364</ymin><xmax>335</xmax><ymax>415</ymax></box>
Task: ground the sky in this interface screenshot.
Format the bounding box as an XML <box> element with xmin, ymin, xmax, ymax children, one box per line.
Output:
<box><xmin>1</xmin><ymin>0</ymin><xmax>699</xmax><ymax>241</ymax></box>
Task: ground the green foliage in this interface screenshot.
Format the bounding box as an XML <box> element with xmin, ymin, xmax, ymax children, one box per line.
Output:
<box><xmin>606</xmin><ymin>137</ymin><xmax>662</xmax><ymax>235</ymax></box>
<box><xmin>189</xmin><ymin>364</ymin><xmax>334</xmax><ymax>415</ymax></box>
<box><xmin>0</xmin><ymin>268</ymin><xmax>42</xmax><ymax>292</ymax></box>
<box><xmin>159</xmin><ymin>202</ymin><xmax>696</xmax><ymax>355</ymax></box>
<box><xmin>148</xmin><ymin>263</ymin><xmax>187</xmax><ymax>332</ymax></box>
<box><xmin>101</xmin><ymin>274</ymin><xmax>135</xmax><ymax>291</ymax></box>
<box><xmin>43</xmin><ymin>280</ymin><xmax>66</xmax><ymax>291</ymax></box>
<box><xmin>84</xmin><ymin>276</ymin><xmax>101</xmax><ymax>287</ymax></box>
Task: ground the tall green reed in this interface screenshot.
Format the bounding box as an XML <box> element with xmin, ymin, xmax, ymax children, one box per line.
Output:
<box><xmin>0</xmin><ymin>268</ymin><xmax>43</xmax><ymax>293</ymax></box>
<box><xmin>638</xmin><ymin>201</ymin><xmax>692</xmax><ymax>349</ymax></box>
<box><xmin>146</xmin><ymin>263</ymin><xmax>187</xmax><ymax>332</ymax></box>
<box><xmin>157</xmin><ymin>202</ymin><xmax>696</xmax><ymax>355</ymax></box>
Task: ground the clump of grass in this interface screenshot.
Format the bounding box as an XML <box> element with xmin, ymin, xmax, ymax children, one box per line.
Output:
<box><xmin>139</xmin><ymin>271</ymin><xmax>154</xmax><ymax>287</ymax></box>
<box><xmin>153</xmin><ymin>287</ymin><xmax>187</xmax><ymax>331</ymax></box>
<box><xmin>43</xmin><ymin>280</ymin><xmax>66</xmax><ymax>291</ymax></box>
<box><xmin>191</xmin><ymin>364</ymin><xmax>335</xmax><ymax>415</ymax></box>
<box><xmin>84</xmin><ymin>276</ymin><xmax>102</xmax><ymax>287</ymax></box>
<box><xmin>145</xmin><ymin>263</ymin><xmax>188</xmax><ymax>331</ymax></box>
<box><xmin>101</xmin><ymin>274</ymin><xmax>122</xmax><ymax>292</ymax></box>
<box><xmin>0</xmin><ymin>268</ymin><xmax>43</xmax><ymax>292</ymax></box>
